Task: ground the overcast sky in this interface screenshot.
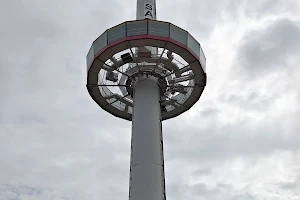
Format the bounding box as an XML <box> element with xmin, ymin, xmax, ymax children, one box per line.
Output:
<box><xmin>1</xmin><ymin>0</ymin><xmax>300</xmax><ymax>199</ymax></box>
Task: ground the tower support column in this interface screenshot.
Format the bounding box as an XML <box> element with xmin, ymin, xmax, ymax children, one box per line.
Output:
<box><xmin>129</xmin><ymin>76</ymin><xmax>165</xmax><ymax>200</ymax></box>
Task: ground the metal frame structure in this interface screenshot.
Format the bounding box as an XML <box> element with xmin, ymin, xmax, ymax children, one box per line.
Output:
<box><xmin>86</xmin><ymin>19</ymin><xmax>206</xmax><ymax>120</ymax></box>
<box><xmin>86</xmin><ymin>1</ymin><xmax>206</xmax><ymax>200</ymax></box>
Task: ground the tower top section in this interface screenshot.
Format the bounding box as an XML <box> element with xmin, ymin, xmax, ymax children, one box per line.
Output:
<box><xmin>136</xmin><ymin>0</ymin><xmax>157</xmax><ymax>20</ymax></box>
<box><xmin>86</xmin><ymin>19</ymin><xmax>206</xmax><ymax>121</ymax></box>
<box><xmin>85</xmin><ymin>0</ymin><xmax>206</xmax><ymax>121</ymax></box>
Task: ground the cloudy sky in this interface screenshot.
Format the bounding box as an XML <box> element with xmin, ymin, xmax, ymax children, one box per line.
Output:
<box><xmin>1</xmin><ymin>0</ymin><xmax>300</xmax><ymax>199</ymax></box>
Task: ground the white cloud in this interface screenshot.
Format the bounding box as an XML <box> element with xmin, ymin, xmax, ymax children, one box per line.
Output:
<box><xmin>1</xmin><ymin>0</ymin><xmax>300</xmax><ymax>199</ymax></box>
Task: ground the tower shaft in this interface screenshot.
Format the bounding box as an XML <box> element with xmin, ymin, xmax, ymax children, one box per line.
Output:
<box><xmin>129</xmin><ymin>77</ymin><xmax>165</xmax><ymax>200</ymax></box>
<box><xmin>128</xmin><ymin>2</ymin><xmax>165</xmax><ymax>200</ymax></box>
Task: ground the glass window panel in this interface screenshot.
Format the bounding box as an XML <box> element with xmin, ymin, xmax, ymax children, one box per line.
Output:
<box><xmin>166</xmin><ymin>105</ymin><xmax>175</xmax><ymax>112</ymax></box>
<box><xmin>172</xmin><ymin>93</ymin><xmax>185</xmax><ymax>104</ymax></box>
<box><xmin>93</xmin><ymin>32</ymin><xmax>108</xmax><ymax>55</ymax></box>
<box><xmin>111</xmin><ymin>101</ymin><xmax>126</xmax><ymax>111</ymax></box>
<box><xmin>107</xmin><ymin>98</ymin><xmax>117</xmax><ymax>104</ymax></box>
<box><xmin>126</xmin><ymin>20</ymin><xmax>148</xmax><ymax>36</ymax></box>
<box><xmin>170</xmin><ymin>24</ymin><xmax>188</xmax><ymax>45</ymax></box>
<box><xmin>199</xmin><ymin>45</ymin><xmax>206</xmax><ymax>72</ymax></box>
<box><xmin>107</xmin><ymin>23</ymin><xmax>126</xmax><ymax>43</ymax></box>
<box><xmin>86</xmin><ymin>45</ymin><xmax>94</xmax><ymax>70</ymax></box>
<box><xmin>128</xmin><ymin>106</ymin><xmax>133</xmax><ymax>114</ymax></box>
<box><xmin>187</xmin><ymin>34</ymin><xmax>200</xmax><ymax>59</ymax></box>
<box><xmin>148</xmin><ymin>20</ymin><xmax>169</xmax><ymax>37</ymax></box>
<box><xmin>180</xmin><ymin>87</ymin><xmax>193</xmax><ymax>104</ymax></box>
<box><xmin>171</xmin><ymin>86</ymin><xmax>193</xmax><ymax>104</ymax></box>
<box><xmin>100</xmin><ymin>86</ymin><xmax>113</xmax><ymax>98</ymax></box>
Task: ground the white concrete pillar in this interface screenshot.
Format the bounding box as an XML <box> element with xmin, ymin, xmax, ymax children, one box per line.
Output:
<box><xmin>129</xmin><ymin>76</ymin><xmax>165</xmax><ymax>200</ymax></box>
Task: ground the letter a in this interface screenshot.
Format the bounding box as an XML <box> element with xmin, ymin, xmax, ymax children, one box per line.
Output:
<box><xmin>145</xmin><ymin>11</ymin><xmax>153</xmax><ymax>18</ymax></box>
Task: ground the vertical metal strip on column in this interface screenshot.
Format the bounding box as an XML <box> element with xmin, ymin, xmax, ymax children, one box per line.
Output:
<box><xmin>160</xmin><ymin>119</ymin><xmax>166</xmax><ymax>200</ymax></box>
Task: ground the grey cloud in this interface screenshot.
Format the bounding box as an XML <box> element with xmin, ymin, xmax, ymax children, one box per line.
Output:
<box><xmin>280</xmin><ymin>175</ymin><xmax>300</xmax><ymax>191</ymax></box>
<box><xmin>199</xmin><ymin>107</ymin><xmax>221</xmax><ymax>118</ymax></box>
<box><xmin>168</xmin><ymin>0</ymin><xmax>300</xmax><ymax>40</ymax></box>
<box><xmin>163</xmin><ymin>108</ymin><xmax>300</xmax><ymax>163</ymax></box>
<box><xmin>167</xmin><ymin>181</ymin><xmax>256</xmax><ymax>200</ymax></box>
<box><xmin>219</xmin><ymin>89</ymin><xmax>281</xmax><ymax>112</ymax></box>
<box><xmin>192</xmin><ymin>167</ymin><xmax>213</xmax><ymax>176</ymax></box>
<box><xmin>0</xmin><ymin>184</ymin><xmax>88</xmax><ymax>200</ymax></box>
<box><xmin>235</xmin><ymin>18</ymin><xmax>300</xmax><ymax>78</ymax></box>
<box><xmin>226</xmin><ymin>0</ymin><xmax>300</xmax><ymax>20</ymax></box>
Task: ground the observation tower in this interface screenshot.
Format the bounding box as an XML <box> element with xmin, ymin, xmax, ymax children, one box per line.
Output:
<box><xmin>86</xmin><ymin>0</ymin><xmax>206</xmax><ymax>199</ymax></box>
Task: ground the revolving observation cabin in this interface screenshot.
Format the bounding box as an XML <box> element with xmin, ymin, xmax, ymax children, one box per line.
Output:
<box><xmin>86</xmin><ymin>19</ymin><xmax>207</xmax><ymax>121</ymax></box>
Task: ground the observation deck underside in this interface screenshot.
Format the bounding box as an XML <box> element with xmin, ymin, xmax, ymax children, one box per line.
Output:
<box><xmin>86</xmin><ymin>19</ymin><xmax>207</xmax><ymax>121</ymax></box>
